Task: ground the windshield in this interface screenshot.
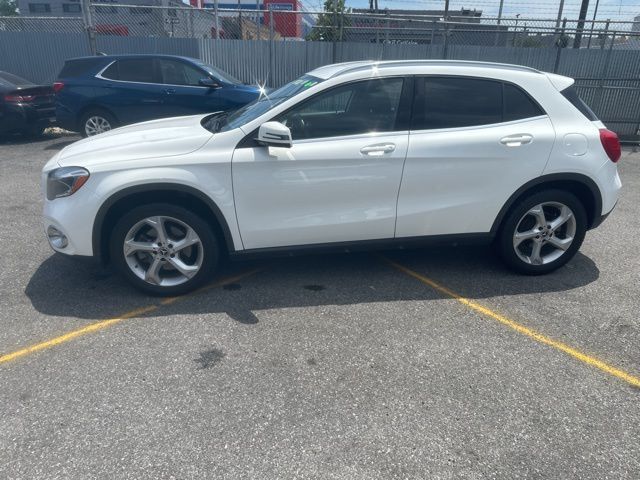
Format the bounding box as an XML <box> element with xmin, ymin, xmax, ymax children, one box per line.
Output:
<box><xmin>197</xmin><ymin>62</ymin><xmax>241</xmax><ymax>85</ymax></box>
<box><xmin>217</xmin><ymin>74</ymin><xmax>323</xmax><ymax>132</ymax></box>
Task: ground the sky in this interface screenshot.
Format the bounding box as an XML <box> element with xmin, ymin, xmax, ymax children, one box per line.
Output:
<box><xmin>299</xmin><ymin>0</ymin><xmax>640</xmax><ymax>21</ymax></box>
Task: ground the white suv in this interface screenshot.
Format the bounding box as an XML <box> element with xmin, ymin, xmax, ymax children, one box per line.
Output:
<box><xmin>42</xmin><ymin>60</ymin><xmax>622</xmax><ymax>295</ymax></box>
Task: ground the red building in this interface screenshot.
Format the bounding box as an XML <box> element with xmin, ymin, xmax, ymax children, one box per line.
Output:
<box><xmin>263</xmin><ymin>0</ymin><xmax>301</xmax><ymax>38</ymax></box>
<box><xmin>188</xmin><ymin>0</ymin><xmax>302</xmax><ymax>38</ymax></box>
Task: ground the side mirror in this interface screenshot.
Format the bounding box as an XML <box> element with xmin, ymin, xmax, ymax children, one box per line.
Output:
<box><xmin>199</xmin><ymin>77</ymin><xmax>220</xmax><ymax>88</ymax></box>
<box><xmin>257</xmin><ymin>121</ymin><xmax>292</xmax><ymax>148</ymax></box>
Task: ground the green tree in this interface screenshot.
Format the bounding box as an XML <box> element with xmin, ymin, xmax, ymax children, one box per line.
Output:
<box><xmin>307</xmin><ymin>0</ymin><xmax>350</xmax><ymax>42</ymax></box>
<box><xmin>0</xmin><ymin>0</ymin><xmax>18</xmax><ymax>16</ymax></box>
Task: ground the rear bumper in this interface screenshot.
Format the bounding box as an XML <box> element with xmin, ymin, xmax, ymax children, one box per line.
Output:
<box><xmin>590</xmin><ymin>201</ymin><xmax>616</xmax><ymax>229</ymax></box>
<box><xmin>593</xmin><ymin>160</ymin><xmax>622</xmax><ymax>223</ymax></box>
<box><xmin>0</xmin><ymin>103</ymin><xmax>55</xmax><ymax>133</ymax></box>
<box><xmin>54</xmin><ymin>104</ymin><xmax>78</xmax><ymax>132</ymax></box>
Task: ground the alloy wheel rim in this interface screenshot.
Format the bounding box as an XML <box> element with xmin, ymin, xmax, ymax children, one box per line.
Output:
<box><xmin>85</xmin><ymin>116</ymin><xmax>111</xmax><ymax>136</ymax></box>
<box><xmin>123</xmin><ymin>216</ymin><xmax>204</xmax><ymax>287</ymax></box>
<box><xmin>512</xmin><ymin>202</ymin><xmax>577</xmax><ymax>266</ymax></box>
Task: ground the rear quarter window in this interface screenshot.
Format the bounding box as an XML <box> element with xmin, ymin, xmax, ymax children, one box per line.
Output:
<box><xmin>561</xmin><ymin>86</ymin><xmax>598</xmax><ymax>121</ymax></box>
<box><xmin>58</xmin><ymin>58</ymin><xmax>101</xmax><ymax>78</ymax></box>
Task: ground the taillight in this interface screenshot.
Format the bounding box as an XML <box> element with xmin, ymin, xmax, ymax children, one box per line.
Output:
<box><xmin>599</xmin><ymin>128</ymin><xmax>621</xmax><ymax>163</ymax></box>
<box><xmin>53</xmin><ymin>82</ymin><xmax>65</xmax><ymax>93</ymax></box>
<box><xmin>4</xmin><ymin>94</ymin><xmax>35</xmax><ymax>103</ymax></box>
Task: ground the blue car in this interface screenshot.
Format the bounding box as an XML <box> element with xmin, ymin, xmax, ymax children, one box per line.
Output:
<box><xmin>54</xmin><ymin>54</ymin><xmax>261</xmax><ymax>137</ymax></box>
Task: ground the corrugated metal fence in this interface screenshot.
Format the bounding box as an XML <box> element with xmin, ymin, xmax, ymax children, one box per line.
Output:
<box><xmin>2</xmin><ymin>32</ymin><xmax>640</xmax><ymax>137</ymax></box>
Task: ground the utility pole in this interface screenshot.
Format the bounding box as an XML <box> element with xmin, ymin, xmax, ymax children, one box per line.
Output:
<box><xmin>587</xmin><ymin>0</ymin><xmax>600</xmax><ymax>48</ymax></box>
<box><xmin>553</xmin><ymin>0</ymin><xmax>565</xmax><ymax>47</ymax></box>
<box><xmin>237</xmin><ymin>0</ymin><xmax>242</xmax><ymax>39</ymax></box>
<box><xmin>555</xmin><ymin>0</ymin><xmax>565</xmax><ymax>29</ymax></box>
<box><xmin>214</xmin><ymin>0</ymin><xmax>220</xmax><ymax>39</ymax></box>
<box><xmin>81</xmin><ymin>0</ymin><xmax>96</xmax><ymax>55</ymax></box>
<box><xmin>494</xmin><ymin>0</ymin><xmax>504</xmax><ymax>46</ymax></box>
<box><xmin>333</xmin><ymin>0</ymin><xmax>338</xmax><ymax>47</ymax></box>
<box><xmin>573</xmin><ymin>0</ymin><xmax>590</xmax><ymax>49</ymax></box>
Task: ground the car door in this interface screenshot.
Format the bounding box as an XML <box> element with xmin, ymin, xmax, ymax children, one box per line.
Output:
<box><xmin>96</xmin><ymin>58</ymin><xmax>167</xmax><ymax>124</ymax></box>
<box><xmin>156</xmin><ymin>58</ymin><xmax>232</xmax><ymax>116</ymax></box>
<box><xmin>232</xmin><ymin>77</ymin><xmax>411</xmax><ymax>250</ymax></box>
<box><xmin>395</xmin><ymin>76</ymin><xmax>556</xmax><ymax>238</ymax></box>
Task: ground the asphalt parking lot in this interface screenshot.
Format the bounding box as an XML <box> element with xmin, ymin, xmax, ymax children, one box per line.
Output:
<box><xmin>1</xmin><ymin>131</ymin><xmax>639</xmax><ymax>479</ymax></box>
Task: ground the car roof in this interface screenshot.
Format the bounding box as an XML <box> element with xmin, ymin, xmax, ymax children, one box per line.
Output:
<box><xmin>309</xmin><ymin>60</ymin><xmax>545</xmax><ymax>80</ymax></box>
<box><xmin>65</xmin><ymin>54</ymin><xmax>201</xmax><ymax>64</ymax></box>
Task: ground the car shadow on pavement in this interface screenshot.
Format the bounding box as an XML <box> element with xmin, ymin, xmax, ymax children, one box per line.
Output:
<box><xmin>44</xmin><ymin>140</ymin><xmax>77</xmax><ymax>151</ymax></box>
<box><xmin>25</xmin><ymin>245</ymin><xmax>600</xmax><ymax>324</ymax></box>
<box><xmin>0</xmin><ymin>130</ymin><xmax>78</xmax><ymax>147</ymax></box>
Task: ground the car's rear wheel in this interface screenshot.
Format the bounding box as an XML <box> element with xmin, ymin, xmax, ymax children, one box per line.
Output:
<box><xmin>110</xmin><ymin>203</ymin><xmax>218</xmax><ymax>296</ymax></box>
<box><xmin>497</xmin><ymin>189</ymin><xmax>587</xmax><ymax>275</ymax></box>
<box><xmin>80</xmin><ymin>109</ymin><xmax>117</xmax><ymax>137</ymax></box>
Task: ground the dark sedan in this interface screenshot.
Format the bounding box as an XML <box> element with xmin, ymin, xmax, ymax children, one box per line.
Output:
<box><xmin>0</xmin><ymin>71</ymin><xmax>55</xmax><ymax>137</ymax></box>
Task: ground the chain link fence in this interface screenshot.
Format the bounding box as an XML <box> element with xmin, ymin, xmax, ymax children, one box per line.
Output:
<box><xmin>5</xmin><ymin>4</ymin><xmax>640</xmax><ymax>47</ymax></box>
<box><xmin>3</xmin><ymin>4</ymin><xmax>640</xmax><ymax>138</ymax></box>
<box><xmin>0</xmin><ymin>15</ymin><xmax>85</xmax><ymax>32</ymax></box>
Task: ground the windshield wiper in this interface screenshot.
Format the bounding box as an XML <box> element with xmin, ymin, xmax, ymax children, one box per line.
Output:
<box><xmin>202</xmin><ymin>111</ymin><xmax>229</xmax><ymax>133</ymax></box>
<box><xmin>213</xmin><ymin>112</ymin><xmax>229</xmax><ymax>133</ymax></box>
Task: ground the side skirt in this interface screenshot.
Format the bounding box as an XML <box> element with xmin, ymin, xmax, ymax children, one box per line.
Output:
<box><xmin>228</xmin><ymin>233</ymin><xmax>494</xmax><ymax>260</ymax></box>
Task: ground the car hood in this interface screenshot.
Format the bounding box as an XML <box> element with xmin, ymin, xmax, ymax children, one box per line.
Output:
<box><xmin>56</xmin><ymin>114</ymin><xmax>214</xmax><ymax>167</ymax></box>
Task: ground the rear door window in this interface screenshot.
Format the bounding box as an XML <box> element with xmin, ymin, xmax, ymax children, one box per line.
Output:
<box><xmin>413</xmin><ymin>77</ymin><xmax>503</xmax><ymax>130</ymax></box>
<box><xmin>412</xmin><ymin>77</ymin><xmax>547</xmax><ymax>130</ymax></box>
<box><xmin>503</xmin><ymin>84</ymin><xmax>545</xmax><ymax>122</ymax></box>
<box><xmin>102</xmin><ymin>58</ymin><xmax>160</xmax><ymax>84</ymax></box>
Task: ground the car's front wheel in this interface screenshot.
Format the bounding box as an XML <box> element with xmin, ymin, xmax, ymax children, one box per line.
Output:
<box><xmin>497</xmin><ymin>189</ymin><xmax>588</xmax><ymax>275</ymax></box>
<box><xmin>110</xmin><ymin>204</ymin><xmax>219</xmax><ymax>295</ymax></box>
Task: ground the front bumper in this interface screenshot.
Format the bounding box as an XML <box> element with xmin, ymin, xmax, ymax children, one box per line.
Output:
<box><xmin>42</xmin><ymin>165</ymin><xmax>98</xmax><ymax>258</ymax></box>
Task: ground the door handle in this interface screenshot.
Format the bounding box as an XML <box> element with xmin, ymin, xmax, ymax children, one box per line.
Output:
<box><xmin>500</xmin><ymin>134</ymin><xmax>533</xmax><ymax>147</ymax></box>
<box><xmin>163</xmin><ymin>88</ymin><xmax>176</xmax><ymax>95</ymax></box>
<box><xmin>360</xmin><ymin>143</ymin><xmax>396</xmax><ymax>156</ymax></box>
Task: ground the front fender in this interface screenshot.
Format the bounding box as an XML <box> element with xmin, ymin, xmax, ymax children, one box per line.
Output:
<box><xmin>90</xmin><ymin>166</ymin><xmax>242</xmax><ymax>261</ymax></box>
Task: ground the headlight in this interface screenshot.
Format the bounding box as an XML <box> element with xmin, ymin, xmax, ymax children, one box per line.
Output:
<box><xmin>46</xmin><ymin>167</ymin><xmax>90</xmax><ymax>200</ymax></box>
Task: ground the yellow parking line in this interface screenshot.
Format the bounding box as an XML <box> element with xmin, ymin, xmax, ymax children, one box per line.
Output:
<box><xmin>0</xmin><ymin>269</ymin><xmax>260</xmax><ymax>366</ymax></box>
<box><xmin>380</xmin><ymin>256</ymin><xmax>640</xmax><ymax>389</ymax></box>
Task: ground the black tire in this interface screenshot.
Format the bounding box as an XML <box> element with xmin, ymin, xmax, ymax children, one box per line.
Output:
<box><xmin>79</xmin><ymin>109</ymin><xmax>117</xmax><ymax>137</ymax></box>
<box><xmin>22</xmin><ymin>124</ymin><xmax>46</xmax><ymax>138</ymax></box>
<box><xmin>110</xmin><ymin>203</ymin><xmax>219</xmax><ymax>296</ymax></box>
<box><xmin>496</xmin><ymin>189</ymin><xmax>588</xmax><ymax>275</ymax></box>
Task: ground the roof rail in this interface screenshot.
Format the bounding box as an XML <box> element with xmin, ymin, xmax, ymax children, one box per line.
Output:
<box><xmin>330</xmin><ymin>60</ymin><xmax>542</xmax><ymax>78</ymax></box>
